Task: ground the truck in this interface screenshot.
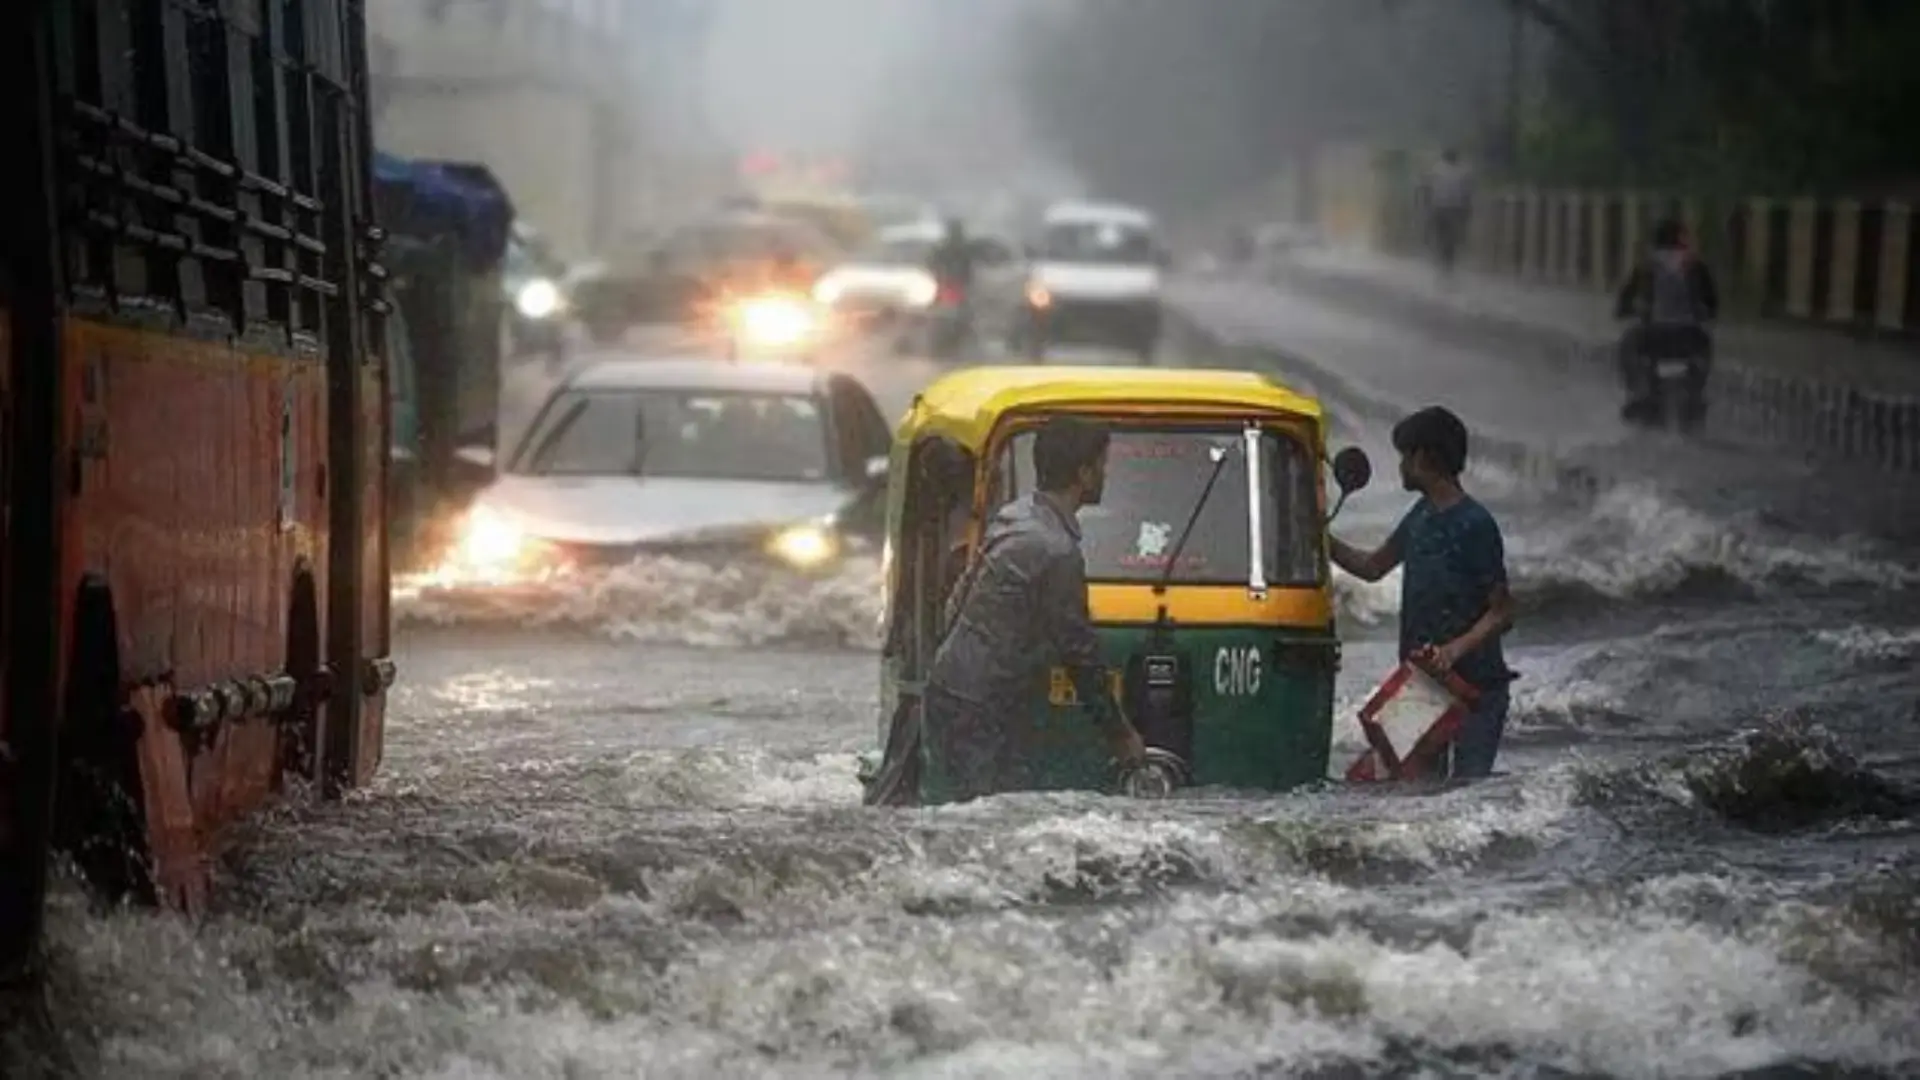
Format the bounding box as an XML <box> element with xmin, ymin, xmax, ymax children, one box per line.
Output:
<box><xmin>1</xmin><ymin>0</ymin><xmax>392</xmax><ymax>977</ymax></box>
<box><xmin>370</xmin><ymin>153</ymin><xmax>514</xmax><ymax>567</ymax></box>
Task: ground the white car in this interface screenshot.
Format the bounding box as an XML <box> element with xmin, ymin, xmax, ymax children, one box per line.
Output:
<box><xmin>811</xmin><ymin>220</ymin><xmax>945</xmax><ymax>317</ymax></box>
<box><xmin>813</xmin><ymin>221</ymin><xmax>1021</xmax><ymax>313</ymax></box>
<box><xmin>812</xmin><ymin>219</ymin><xmax>1024</xmax><ymax>353</ymax></box>
<box><xmin>444</xmin><ymin>355</ymin><xmax>895</xmax><ymax>581</ymax></box>
<box><xmin>1016</xmin><ymin>200</ymin><xmax>1168</xmax><ymax>362</ymax></box>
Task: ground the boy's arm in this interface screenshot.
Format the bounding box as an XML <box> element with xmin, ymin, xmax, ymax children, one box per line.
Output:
<box><xmin>1331</xmin><ymin>514</ymin><xmax>1408</xmax><ymax>583</ymax></box>
<box><xmin>1330</xmin><ymin>534</ymin><xmax>1403</xmax><ymax>584</ymax></box>
<box><xmin>1429</xmin><ymin>514</ymin><xmax>1515</xmax><ymax>671</ymax></box>
<box><xmin>1431</xmin><ymin>584</ymin><xmax>1514</xmax><ymax>671</ymax></box>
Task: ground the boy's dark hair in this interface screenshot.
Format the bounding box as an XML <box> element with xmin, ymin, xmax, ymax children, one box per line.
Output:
<box><xmin>1392</xmin><ymin>406</ymin><xmax>1469</xmax><ymax>477</ymax></box>
<box><xmin>1652</xmin><ymin>218</ymin><xmax>1685</xmax><ymax>248</ymax></box>
<box><xmin>1033</xmin><ymin>416</ymin><xmax>1110</xmax><ymax>490</ymax></box>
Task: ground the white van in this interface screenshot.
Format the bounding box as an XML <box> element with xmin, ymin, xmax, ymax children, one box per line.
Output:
<box><xmin>1016</xmin><ymin>200</ymin><xmax>1167</xmax><ymax>361</ymax></box>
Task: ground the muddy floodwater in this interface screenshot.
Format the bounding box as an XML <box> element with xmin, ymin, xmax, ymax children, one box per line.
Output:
<box><xmin>8</xmin><ymin>344</ymin><xmax>1920</xmax><ymax>1080</ymax></box>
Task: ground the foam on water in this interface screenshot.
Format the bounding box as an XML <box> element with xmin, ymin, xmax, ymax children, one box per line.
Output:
<box><xmin>19</xmin><ymin>728</ymin><xmax>1919</xmax><ymax>1079</ymax></box>
<box><xmin>1816</xmin><ymin>626</ymin><xmax>1920</xmax><ymax>663</ymax></box>
<box><xmin>1508</xmin><ymin>482</ymin><xmax>1918</xmax><ymax>606</ymax></box>
<box><xmin>395</xmin><ymin>555</ymin><xmax>888</xmax><ymax>650</ymax></box>
<box><xmin>398</xmin><ymin>553</ymin><xmax>1406</xmax><ymax>648</ymax></box>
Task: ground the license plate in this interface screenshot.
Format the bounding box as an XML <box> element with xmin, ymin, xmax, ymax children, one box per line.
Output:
<box><xmin>1655</xmin><ymin>361</ymin><xmax>1690</xmax><ymax>377</ymax></box>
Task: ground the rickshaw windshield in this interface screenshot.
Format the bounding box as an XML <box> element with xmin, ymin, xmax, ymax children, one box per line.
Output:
<box><xmin>994</xmin><ymin>425</ymin><xmax>1321</xmax><ymax>586</ymax></box>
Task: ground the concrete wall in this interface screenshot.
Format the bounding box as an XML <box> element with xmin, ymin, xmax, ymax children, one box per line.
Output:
<box><xmin>367</xmin><ymin>0</ymin><xmax>650</xmax><ymax>261</ymax></box>
<box><xmin>375</xmin><ymin>82</ymin><xmax>603</xmax><ymax>258</ymax></box>
<box><xmin>1260</xmin><ymin>143</ymin><xmax>1920</xmax><ymax>337</ymax></box>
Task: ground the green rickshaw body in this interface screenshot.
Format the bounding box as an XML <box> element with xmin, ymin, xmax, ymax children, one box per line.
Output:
<box><xmin>916</xmin><ymin>625</ymin><xmax>1337</xmax><ymax>802</ymax></box>
<box><xmin>866</xmin><ymin>366</ymin><xmax>1348</xmax><ymax>806</ymax></box>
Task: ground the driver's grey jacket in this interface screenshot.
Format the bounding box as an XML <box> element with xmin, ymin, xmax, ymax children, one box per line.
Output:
<box><xmin>928</xmin><ymin>492</ymin><xmax>1120</xmax><ymax>730</ymax></box>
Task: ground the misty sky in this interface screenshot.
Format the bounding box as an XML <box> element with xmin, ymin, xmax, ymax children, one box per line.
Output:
<box><xmin>700</xmin><ymin>0</ymin><xmax>926</xmax><ymax>154</ymax></box>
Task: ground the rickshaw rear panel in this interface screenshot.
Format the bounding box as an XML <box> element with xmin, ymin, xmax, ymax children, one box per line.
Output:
<box><xmin>1028</xmin><ymin>623</ymin><xmax>1336</xmax><ymax>793</ymax></box>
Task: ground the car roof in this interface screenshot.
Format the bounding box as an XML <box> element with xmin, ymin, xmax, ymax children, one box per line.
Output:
<box><xmin>898</xmin><ymin>365</ymin><xmax>1322</xmax><ymax>453</ymax></box>
<box><xmin>1043</xmin><ymin>200</ymin><xmax>1156</xmax><ymax>228</ymax></box>
<box><xmin>561</xmin><ymin>355</ymin><xmax>829</xmax><ymax>396</ymax></box>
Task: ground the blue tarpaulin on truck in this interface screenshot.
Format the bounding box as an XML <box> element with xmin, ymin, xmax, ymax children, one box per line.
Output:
<box><xmin>372</xmin><ymin>152</ymin><xmax>514</xmax><ymax>271</ymax></box>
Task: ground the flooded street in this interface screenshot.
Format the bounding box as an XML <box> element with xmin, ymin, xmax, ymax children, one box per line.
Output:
<box><xmin>12</xmin><ymin>310</ymin><xmax>1920</xmax><ymax>1080</ymax></box>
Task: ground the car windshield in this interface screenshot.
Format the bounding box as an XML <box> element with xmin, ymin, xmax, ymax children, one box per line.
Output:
<box><xmin>996</xmin><ymin>427</ymin><xmax>1320</xmax><ymax>586</ymax></box>
<box><xmin>513</xmin><ymin>389</ymin><xmax>831</xmax><ymax>482</ymax></box>
<box><xmin>1042</xmin><ymin>220</ymin><xmax>1157</xmax><ymax>264</ymax></box>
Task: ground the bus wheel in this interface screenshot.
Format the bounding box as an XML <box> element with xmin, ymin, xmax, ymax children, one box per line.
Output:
<box><xmin>52</xmin><ymin>578</ymin><xmax>155</xmax><ymax>907</ymax></box>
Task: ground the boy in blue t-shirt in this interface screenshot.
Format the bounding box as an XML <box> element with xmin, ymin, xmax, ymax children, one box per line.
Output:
<box><xmin>1331</xmin><ymin>406</ymin><xmax>1516</xmax><ymax>778</ymax></box>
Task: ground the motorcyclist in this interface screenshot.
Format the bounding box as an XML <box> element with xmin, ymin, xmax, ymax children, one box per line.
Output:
<box><xmin>926</xmin><ymin>217</ymin><xmax>976</xmax><ymax>298</ymax></box>
<box><xmin>922</xmin><ymin>217</ymin><xmax>977</xmax><ymax>355</ymax></box>
<box><xmin>1614</xmin><ymin>218</ymin><xmax>1719</xmax><ymax>427</ymax></box>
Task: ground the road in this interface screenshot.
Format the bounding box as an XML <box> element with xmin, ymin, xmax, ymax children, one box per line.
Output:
<box><xmin>10</xmin><ymin>293</ymin><xmax>1918</xmax><ymax>1080</ymax></box>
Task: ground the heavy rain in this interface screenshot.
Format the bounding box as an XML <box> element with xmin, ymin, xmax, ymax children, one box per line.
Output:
<box><xmin>4</xmin><ymin>2</ymin><xmax>1918</xmax><ymax>1078</ymax></box>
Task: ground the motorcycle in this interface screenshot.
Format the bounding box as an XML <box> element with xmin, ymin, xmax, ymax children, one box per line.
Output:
<box><xmin>923</xmin><ymin>281</ymin><xmax>973</xmax><ymax>359</ymax></box>
<box><xmin>1617</xmin><ymin>321</ymin><xmax>1710</xmax><ymax>433</ymax></box>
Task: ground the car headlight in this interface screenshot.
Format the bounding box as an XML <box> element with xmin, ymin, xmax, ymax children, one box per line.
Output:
<box><xmin>455</xmin><ymin>505</ymin><xmax>526</xmax><ymax>570</ymax></box>
<box><xmin>766</xmin><ymin>523</ymin><xmax>838</xmax><ymax>569</ymax></box>
<box><xmin>904</xmin><ymin>272</ymin><xmax>938</xmax><ymax>308</ymax></box>
<box><xmin>734</xmin><ymin>294</ymin><xmax>819</xmax><ymax>350</ymax></box>
<box><xmin>813</xmin><ymin>276</ymin><xmax>845</xmax><ymax>305</ymax></box>
<box><xmin>515</xmin><ymin>278</ymin><xmax>563</xmax><ymax>320</ymax></box>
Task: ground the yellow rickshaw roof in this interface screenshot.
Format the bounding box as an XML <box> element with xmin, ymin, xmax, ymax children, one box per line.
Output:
<box><xmin>898</xmin><ymin>365</ymin><xmax>1324</xmax><ymax>452</ymax></box>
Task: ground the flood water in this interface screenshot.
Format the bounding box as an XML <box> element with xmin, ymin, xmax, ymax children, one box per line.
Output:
<box><xmin>8</xmin><ymin>312</ymin><xmax>1919</xmax><ymax>1080</ymax></box>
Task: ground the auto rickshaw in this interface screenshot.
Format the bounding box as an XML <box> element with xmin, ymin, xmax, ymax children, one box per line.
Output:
<box><xmin>861</xmin><ymin>366</ymin><xmax>1372</xmax><ymax>805</ymax></box>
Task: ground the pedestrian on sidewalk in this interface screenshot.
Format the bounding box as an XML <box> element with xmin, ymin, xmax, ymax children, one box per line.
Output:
<box><xmin>1330</xmin><ymin>406</ymin><xmax>1517</xmax><ymax>779</ymax></box>
<box><xmin>1421</xmin><ymin>148</ymin><xmax>1475</xmax><ymax>284</ymax></box>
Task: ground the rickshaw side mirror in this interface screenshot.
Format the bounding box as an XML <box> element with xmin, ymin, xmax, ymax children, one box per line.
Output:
<box><xmin>1332</xmin><ymin>446</ymin><xmax>1371</xmax><ymax>495</ymax></box>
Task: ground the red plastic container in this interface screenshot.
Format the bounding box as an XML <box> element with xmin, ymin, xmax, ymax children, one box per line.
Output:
<box><xmin>1345</xmin><ymin>661</ymin><xmax>1481</xmax><ymax>782</ymax></box>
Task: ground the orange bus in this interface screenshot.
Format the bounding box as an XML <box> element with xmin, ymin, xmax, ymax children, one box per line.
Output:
<box><xmin>1</xmin><ymin>0</ymin><xmax>392</xmax><ymax>976</ymax></box>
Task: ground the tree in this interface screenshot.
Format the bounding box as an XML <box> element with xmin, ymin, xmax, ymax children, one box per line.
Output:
<box><xmin>1015</xmin><ymin>0</ymin><xmax>1920</xmax><ymax>202</ymax></box>
<box><xmin>1012</xmin><ymin>0</ymin><xmax>1510</xmax><ymax>212</ymax></box>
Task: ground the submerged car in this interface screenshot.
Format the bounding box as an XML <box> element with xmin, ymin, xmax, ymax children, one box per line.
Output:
<box><xmin>570</xmin><ymin>211</ymin><xmax>842</xmax><ymax>342</ymax></box>
<box><xmin>812</xmin><ymin>220</ymin><xmax>945</xmax><ymax>318</ymax></box>
<box><xmin>812</xmin><ymin>219</ymin><xmax>1022</xmax><ymax>346</ymax></box>
<box><xmin>442</xmin><ymin>356</ymin><xmax>895</xmax><ymax>582</ymax></box>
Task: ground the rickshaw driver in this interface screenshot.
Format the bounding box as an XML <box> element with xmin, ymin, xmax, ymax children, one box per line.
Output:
<box><xmin>925</xmin><ymin>416</ymin><xmax>1149</xmax><ymax>800</ymax></box>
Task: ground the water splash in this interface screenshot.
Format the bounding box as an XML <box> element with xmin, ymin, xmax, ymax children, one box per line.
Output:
<box><xmin>396</xmin><ymin>555</ymin><xmax>887</xmax><ymax>650</ymax></box>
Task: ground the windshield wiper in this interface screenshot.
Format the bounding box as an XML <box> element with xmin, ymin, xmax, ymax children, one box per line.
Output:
<box><xmin>526</xmin><ymin>398</ymin><xmax>589</xmax><ymax>472</ymax></box>
<box><xmin>1154</xmin><ymin>441</ymin><xmax>1235</xmax><ymax>597</ymax></box>
<box><xmin>628</xmin><ymin>413</ymin><xmax>648</xmax><ymax>476</ymax></box>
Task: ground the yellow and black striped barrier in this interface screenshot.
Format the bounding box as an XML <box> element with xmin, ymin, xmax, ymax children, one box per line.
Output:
<box><xmin>1446</xmin><ymin>187</ymin><xmax>1917</xmax><ymax>335</ymax></box>
<box><xmin>1352</xmin><ymin>185</ymin><xmax>1920</xmax><ymax>472</ymax></box>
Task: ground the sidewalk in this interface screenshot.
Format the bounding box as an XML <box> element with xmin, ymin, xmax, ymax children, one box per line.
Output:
<box><xmin>1164</xmin><ymin>276</ymin><xmax>1920</xmax><ymax>546</ymax></box>
<box><xmin>1261</xmin><ymin>248</ymin><xmax>1920</xmax><ymax>472</ymax></box>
